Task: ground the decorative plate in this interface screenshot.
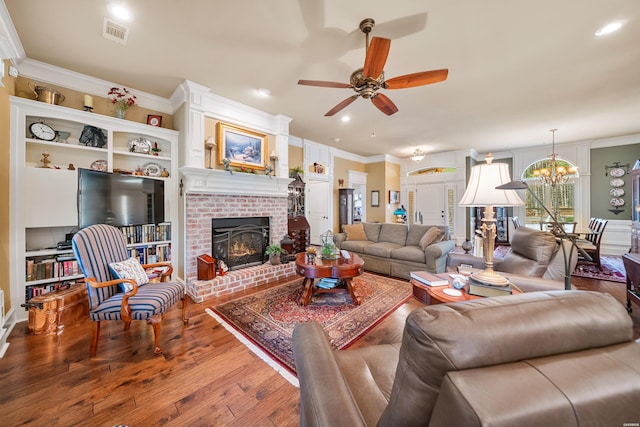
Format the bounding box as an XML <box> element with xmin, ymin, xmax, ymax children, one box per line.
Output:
<box><xmin>128</xmin><ymin>138</ymin><xmax>151</xmax><ymax>154</ymax></box>
<box><xmin>443</xmin><ymin>288</ymin><xmax>462</xmax><ymax>297</ymax></box>
<box><xmin>90</xmin><ymin>160</ymin><xmax>107</xmax><ymax>171</ymax></box>
<box><xmin>610</xmin><ymin>167</ymin><xmax>625</xmax><ymax>178</ymax></box>
<box><xmin>610</xmin><ymin>187</ymin><xmax>625</xmax><ymax>197</ymax></box>
<box><xmin>143</xmin><ymin>162</ymin><xmax>162</xmax><ymax>177</ymax></box>
<box><xmin>609</xmin><ymin>178</ymin><xmax>624</xmax><ymax>188</ymax></box>
<box><xmin>610</xmin><ymin>197</ymin><xmax>625</xmax><ymax>207</ymax></box>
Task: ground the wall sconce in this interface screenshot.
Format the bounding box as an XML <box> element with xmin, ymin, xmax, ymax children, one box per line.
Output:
<box><xmin>270</xmin><ymin>151</ymin><xmax>279</xmax><ymax>162</ymax></box>
<box><xmin>205</xmin><ymin>137</ymin><xmax>216</xmax><ymax>169</ymax></box>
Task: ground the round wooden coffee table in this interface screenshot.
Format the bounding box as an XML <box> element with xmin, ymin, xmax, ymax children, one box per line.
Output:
<box><xmin>295</xmin><ymin>252</ymin><xmax>364</xmax><ymax>306</ymax></box>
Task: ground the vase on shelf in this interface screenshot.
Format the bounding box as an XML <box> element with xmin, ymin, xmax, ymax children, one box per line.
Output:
<box><xmin>115</xmin><ymin>107</ymin><xmax>126</xmax><ymax>119</ymax></box>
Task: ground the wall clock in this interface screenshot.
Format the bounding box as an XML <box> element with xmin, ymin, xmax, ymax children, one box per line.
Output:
<box><xmin>29</xmin><ymin>122</ymin><xmax>57</xmax><ymax>141</ymax></box>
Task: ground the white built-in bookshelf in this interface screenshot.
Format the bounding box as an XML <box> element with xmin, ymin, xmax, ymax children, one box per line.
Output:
<box><xmin>9</xmin><ymin>97</ymin><xmax>179</xmax><ymax>322</ymax></box>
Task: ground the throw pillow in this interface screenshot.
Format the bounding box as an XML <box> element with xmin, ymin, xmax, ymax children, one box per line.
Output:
<box><xmin>109</xmin><ymin>257</ymin><xmax>149</xmax><ymax>291</ymax></box>
<box><xmin>343</xmin><ymin>223</ymin><xmax>368</xmax><ymax>241</ymax></box>
<box><xmin>419</xmin><ymin>227</ymin><xmax>444</xmax><ymax>251</ymax></box>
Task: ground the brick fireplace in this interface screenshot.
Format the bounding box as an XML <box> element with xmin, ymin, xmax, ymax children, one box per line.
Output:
<box><xmin>181</xmin><ymin>168</ymin><xmax>296</xmax><ymax>302</ymax></box>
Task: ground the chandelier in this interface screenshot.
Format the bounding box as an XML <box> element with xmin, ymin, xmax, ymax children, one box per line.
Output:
<box><xmin>532</xmin><ymin>129</ymin><xmax>577</xmax><ymax>186</ymax></box>
<box><xmin>410</xmin><ymin>149</ymin><xmax>425</xmax><ymax>162</ymax></box>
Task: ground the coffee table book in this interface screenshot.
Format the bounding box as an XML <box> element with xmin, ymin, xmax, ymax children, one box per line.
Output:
<box><xmin>467</xmin><ymin>278</ymin><xmax>512</xmax><ymax>297</ymax></box>
<box><xmin>410</xmin><ymin>271</ymin><xmax>449</xmax><ymax>286</ymax></box>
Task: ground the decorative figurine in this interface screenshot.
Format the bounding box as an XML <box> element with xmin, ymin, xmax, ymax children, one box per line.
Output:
<box><xmin>39</xmin><ymin>152</ymin><xmax>51</xmax><ymax>168</ymax></box>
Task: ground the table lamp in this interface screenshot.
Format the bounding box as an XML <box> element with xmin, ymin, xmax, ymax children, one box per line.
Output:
<box><xmin>496</xmin><ymin>179</ymin><xmax>592</xmax><ymax>290</ymax></box>
<box><xmin>393</xmin><ymin>205</ymin><xmax>407</xmax><ymax>224</ymax></box>
<box><xmin>459</xmin><ymin>154</ymin><xmax>524</xmax><ymax>287</ymax></box>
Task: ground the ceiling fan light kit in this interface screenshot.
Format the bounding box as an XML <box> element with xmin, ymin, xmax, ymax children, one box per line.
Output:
<box><xmin>298</xmin><ymin>18</ymin><xmax>448</xmax><ymax>117</ymax></box>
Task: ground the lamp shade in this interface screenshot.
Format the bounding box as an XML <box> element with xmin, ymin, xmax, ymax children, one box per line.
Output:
<box><xmin>459</xmin><ymin>159</ymin><xmax>524</xmax><ymax>207</ymax></box>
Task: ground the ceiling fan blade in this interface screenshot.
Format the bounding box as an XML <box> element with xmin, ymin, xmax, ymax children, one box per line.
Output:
<box><xmin>384</xmin><ymin>69</ymin><xmax>449</xmax><ymax>89</ymax></box>
<box><xmin>363</xmin><ymin>37</ymin><xmax>391</xmax><ymax>79</ymax></box>
<box><xmin>298</xmin><ymin>80</ymin><xmax>352</xmax><ymax>88</ymax></box>
<box><xmin>325</xmin><ymin>95</ymin><xmax>359</xmax><ymax>116</ymax></box>
<box><xmin>371</xmin><ymin>93</ymin><xmax>398</xmax><ymax>116</ymax></box>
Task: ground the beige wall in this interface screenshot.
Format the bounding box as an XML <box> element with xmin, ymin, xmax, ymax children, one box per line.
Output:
<box><xmin>14</xmin><ymin>77</ymin><xmax>174</xmax><ymax>129</ymax></box>
<box><xmin>361</xmin><ymin>161</ymin><xmax>401</xmax><ymax>224</ymax></box>
<box><xmin>1</xmin><ymin>60</ymin><xmax>16</xmax><ymax>313</ymax></box>
<box><xmin>365</xmin><ymin>162</ymin><xmax>386</xmax><ymax>223</ymax></box>
<box><xmin>385</xmin><ymin>162</ymin><xmax>401</xmax><ymax>223</ymax></box>
<box><xmin>332</xmin><ymin>156</ymin><xmax>366</xmax><ymax>231</ymax></box>
<box><xmin>288</xmin><ymin>145</ymin><xmax>303</xmax><ymax>174</ymax></box>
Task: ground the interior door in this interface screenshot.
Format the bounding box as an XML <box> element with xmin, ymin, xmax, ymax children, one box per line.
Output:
<box><xmin>307</xmin><ymin>180</ymin><xmax>330</xmax><ymax>245</ymax></box>
<box><xmin>415</xmin><ymin>184</ymin><xmax>446</xmax><ymax>225</ymax></box>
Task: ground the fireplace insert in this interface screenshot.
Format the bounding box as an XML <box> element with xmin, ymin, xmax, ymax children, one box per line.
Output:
<box><xmin>212</xmin><ymin>217</ymin><xmax>270</xmax><ymax>270</ymax></box>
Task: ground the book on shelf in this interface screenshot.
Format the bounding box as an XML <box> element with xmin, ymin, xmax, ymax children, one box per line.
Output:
<box><xmin>467</xmin><ymin>278</ymin><xmax>512</xmax><ymax>297</ymax></box>
<box><xmin>410</xmin><ymin>271</ymin><xmax>449</xmax><ymax>286</ymax></box>
<box><xmin>315</xmin><ymin>278</ymin><xmax>339</xmax><ymax>289</ymax></box>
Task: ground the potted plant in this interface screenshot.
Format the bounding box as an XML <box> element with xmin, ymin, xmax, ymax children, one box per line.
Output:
<box><xmin>289</xmin><ymin>166</ymin><xmax>304</xmax><ymax>178</ymax></box>
<box><xmin>265</xmin><ymin>244</ymin><xmax>286</xmax><ymax>265</ymax></box>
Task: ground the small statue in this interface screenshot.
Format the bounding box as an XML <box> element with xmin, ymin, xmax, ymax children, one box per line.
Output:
<box><xmin>67</xmin><ymin>163</ymin><xmax>75</xmax><ymax>171</ymax></box>
<box><xmin>265</xmin><ymin>164</ymin><xmax>273</xmax><ymax>178</ymax></box>
<box><xmin>40</xmin><ymin>152</ymin><xmax>51</xmax><ymax>168</ymax></box>
<box><xmin>222</xmin><ymin>158</ymin><xmax>233</xmax><ymax>174</ymax></box>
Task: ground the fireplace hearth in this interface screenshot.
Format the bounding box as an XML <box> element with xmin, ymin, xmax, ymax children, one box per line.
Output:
<box><xmin>212</xmin><ymin>217</ymin><xmax>270</xmax><ymax>271</ymax></box>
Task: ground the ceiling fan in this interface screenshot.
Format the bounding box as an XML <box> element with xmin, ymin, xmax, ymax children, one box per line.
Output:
<box><xmin>298</xmin><ymin>18</ymin><xmax>448</xmax><ymax>117</ymax></box>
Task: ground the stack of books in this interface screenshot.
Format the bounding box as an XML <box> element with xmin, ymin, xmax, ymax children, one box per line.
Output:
<box><xmin>410</xmin><ymin>271</ymin><xmax>448</xmax><ymax>287</ymax></box>
<box><xmin>467</xmin><ymin>277</ymin><xmax>512</xmax><ymax>297</ymax></box>
<box><xmin>316</xmin><ymin>278</ymin><xmax>340</xmax><ymax>289</ymax></box>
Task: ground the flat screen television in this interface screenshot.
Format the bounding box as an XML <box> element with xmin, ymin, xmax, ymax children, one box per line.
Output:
<box><xmin>77</xmin><ymin>168</ymin><xmax>165</xmax><ymax>229</ymax></box>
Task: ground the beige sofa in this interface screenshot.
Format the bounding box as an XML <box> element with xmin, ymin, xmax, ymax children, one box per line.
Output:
<box><xmin>293</xmin><ymin>290</ymin><xmax>640</xmax><ymax>426</ymax></box>
<box><xmin>334</xmin><ymin>222</ymin><xmax>455</xmax><ymax>279</ymax></box>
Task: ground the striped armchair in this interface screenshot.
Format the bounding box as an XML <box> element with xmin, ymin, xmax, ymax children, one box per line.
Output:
<box><xmin>72</xmin><ymin>224</ymin><xmax>188</xmax><ymax>356</ymax></box>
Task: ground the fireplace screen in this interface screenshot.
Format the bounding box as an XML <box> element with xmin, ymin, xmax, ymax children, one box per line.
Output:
<box><xmin>212</xmin><ymin>217</ymin><xmax>270</xmax><ymax>271</ymax></box>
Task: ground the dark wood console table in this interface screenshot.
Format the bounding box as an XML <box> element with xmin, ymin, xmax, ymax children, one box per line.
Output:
<box><xmin>622</xmin><ymin>252</ymin><xmax>640</xmax><ymax>313</ymax></box>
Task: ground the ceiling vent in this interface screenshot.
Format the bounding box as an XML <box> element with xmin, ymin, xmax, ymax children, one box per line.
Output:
<box><xmin>102</xmin><ymin>18</ymin><xmax>129</xmax><ymax>45</ymax></box>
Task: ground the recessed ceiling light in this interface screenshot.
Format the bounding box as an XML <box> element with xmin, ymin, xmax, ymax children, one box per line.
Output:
<box><xmin>333</xmin><ymin>138</ymin><xmax>340</xmax><ymax>143</ymax></box>
<box><xmin>109</xmin><ymin>3</ymin><xmax>132</xmax><ymax>21</ymax></box>
<box><xmin>595</xmin><ymin>21</ymin><xmax>623</xmax><ymax>36</ymax></box>
<box><xmin>256</xmin><ymin>88</ymin><xmax>271</xmax><ymax>97</ymax></box>
<box><xmin>341</xmin><ymin>116</ymin><xmax>351</xmax><ymax>123</ymax></box>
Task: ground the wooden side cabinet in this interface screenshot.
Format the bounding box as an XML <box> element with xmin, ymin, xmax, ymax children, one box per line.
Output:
<box><xmin>631</xmin><ymin>160</ymin><xmax>640</xmax><ymax>254</ymax></box>
<box><xmin>339</xmin><ymin>188</ymin><xmax>354</xmax><ymax>232</ymax></box>
<box><xmin>623</xmin><ymin>253</ymin><xmax>640</xmax><ymax>313</ymax></box>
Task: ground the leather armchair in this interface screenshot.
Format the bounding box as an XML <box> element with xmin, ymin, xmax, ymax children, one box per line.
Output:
<box><xmin>293</xmin><ymin>290</ymin><xmax>640</xmax><ymax>426</ymax></box>
<box><xmin>447</xmin><ymin>226</ymin><xmax>578</xmax><ymax>291</ymax></box>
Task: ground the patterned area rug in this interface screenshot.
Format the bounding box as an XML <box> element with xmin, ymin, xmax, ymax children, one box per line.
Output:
<box><xmin>206</xmin><ymin>272</ymin><xmax>412</xmax><ymax>385</ymax></box>
<box><xmin>572</xmin><ymin>255</ymin><xmax>626</xmax><ymax>283</ymax></box>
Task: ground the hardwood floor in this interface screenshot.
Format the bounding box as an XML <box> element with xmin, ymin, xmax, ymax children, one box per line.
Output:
<box><xmin>1</xmin><ymin>274</ymin><xmax>637</xmax><ymax>426</ymax></box>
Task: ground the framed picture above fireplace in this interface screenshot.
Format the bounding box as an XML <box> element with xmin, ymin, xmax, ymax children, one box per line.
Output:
<box><xmin>217</xmin><ymin>122</ymin><xmax>267</xmax><ymax>171</ymax></box>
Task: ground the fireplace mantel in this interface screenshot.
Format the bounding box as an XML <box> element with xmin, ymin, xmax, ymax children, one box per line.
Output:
<box><xmin>180</xmin><ymin>167</ymin><xmax>292</xmax><ymax>197</ymax></box>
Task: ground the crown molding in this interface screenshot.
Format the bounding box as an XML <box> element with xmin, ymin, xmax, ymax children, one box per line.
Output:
<box><xmin>17</xmin><ymin>58</ymin><xmax>174</xmax><ymax>114</ymax></box>
<box><xmin>0</xmin><ymin>1</ymin><xmax>24</xmax><ymax>63</ymax></box>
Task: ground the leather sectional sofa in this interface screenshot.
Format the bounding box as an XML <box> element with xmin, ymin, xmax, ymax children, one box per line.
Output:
<box><xmin>334</xmin><ymin>222</ymin><xmax>455</xmax><ymax>279</ymax></box>
<box><xmin>293</xmin><ymin>290</ymin><xmax>640</xmax><ymax>426</ymax></box>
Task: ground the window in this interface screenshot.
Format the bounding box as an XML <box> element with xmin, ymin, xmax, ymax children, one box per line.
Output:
<box><xmin>522</xmin><ymin>158</ymin><xmax>578</xmax><ymax>228</ymax></box>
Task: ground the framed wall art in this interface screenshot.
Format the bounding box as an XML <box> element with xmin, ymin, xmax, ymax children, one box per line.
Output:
<box><xmin>389</xmin><ymin>190</ymin><xmax>399</xmax><ymax>204</ymax></box>
<box><xmin>147</xmin><ymin>115</ymin><xmax>162</xmax><ymax>127</ymax></box>
<box><xmin>217</xmin><ymin>122</ymin><xmax>267</xmax><ymax>170</ymax></box>
<box><xmin>371</xmin><ymin>190</ymin><xmax>380</xmax><ymax>207</ymax></box>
